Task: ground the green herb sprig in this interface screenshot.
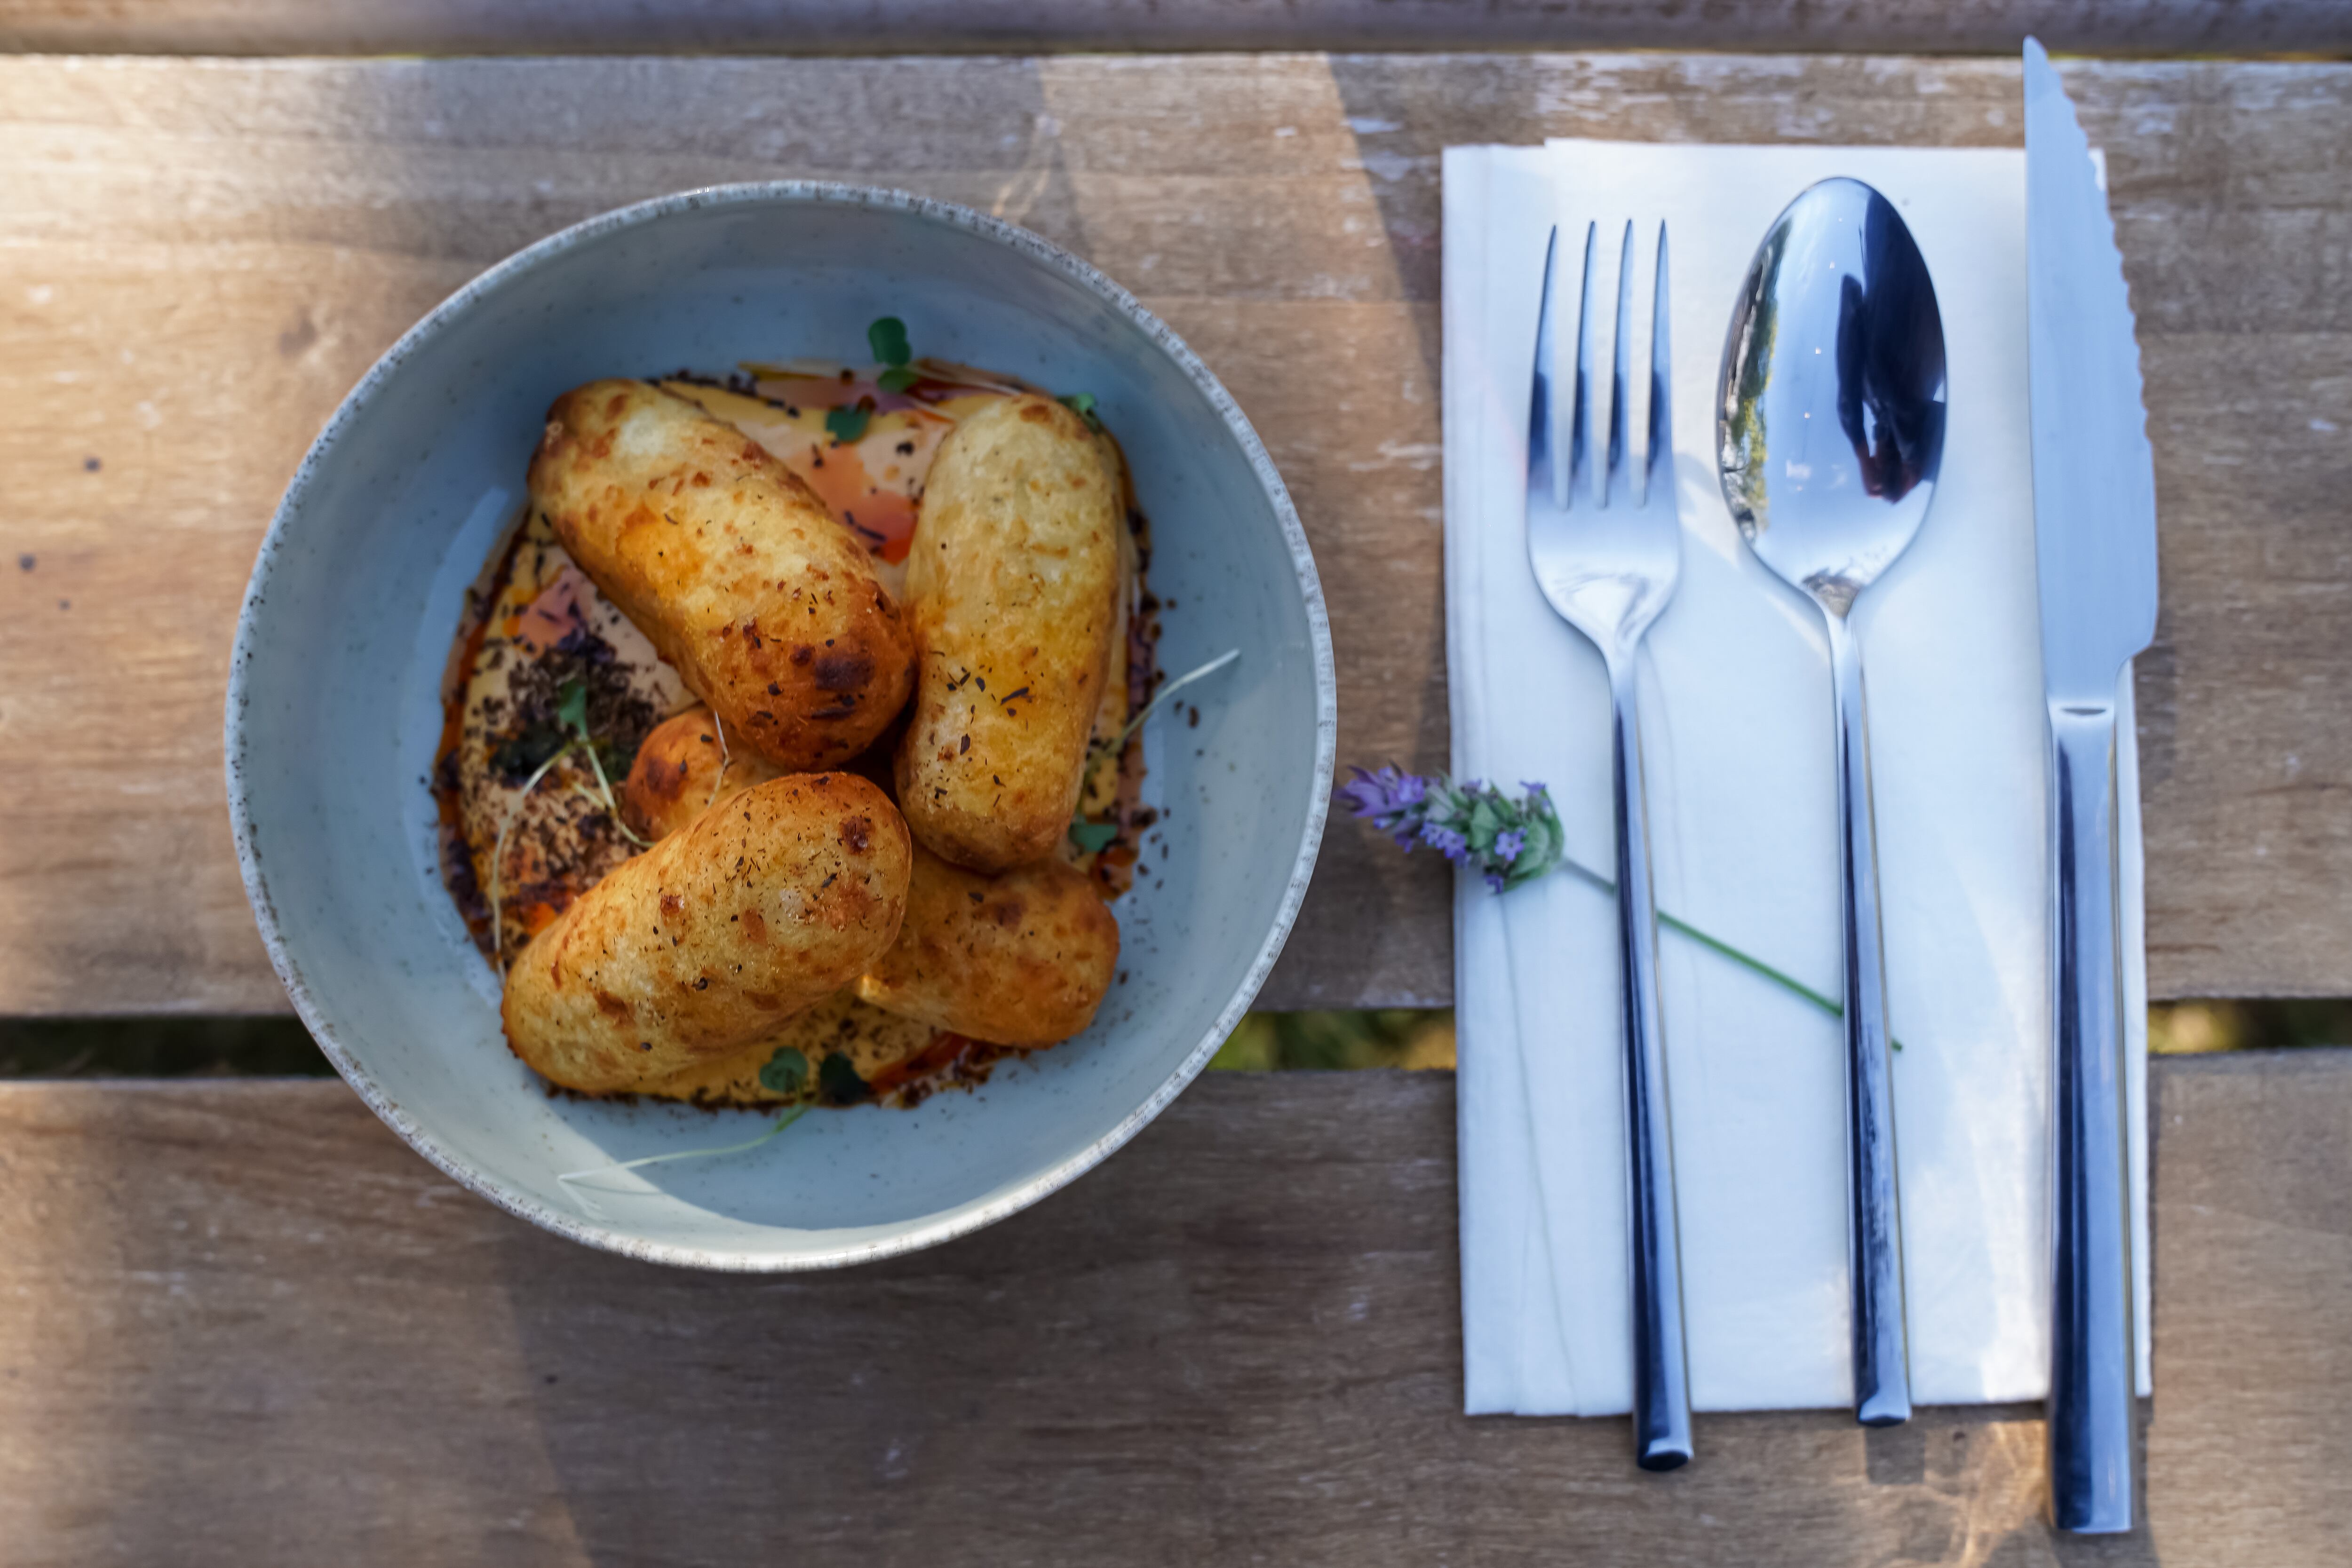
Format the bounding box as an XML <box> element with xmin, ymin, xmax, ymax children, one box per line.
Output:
<box><xmin>486</xmin><ymin>678</ymin><xmax>647</xmax><ymax>963</ymax></box>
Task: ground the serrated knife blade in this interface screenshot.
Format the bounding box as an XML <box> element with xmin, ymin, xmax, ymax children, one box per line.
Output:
<box><xmin>2029</xmin><ymin>42</ymin><xmax>2160</xmax><ymax>700</ymax></box>
<box><xmin>2025</xmin><ymin>35</ymin><xmax>2158</xmax><ymax>1537</ymax></box>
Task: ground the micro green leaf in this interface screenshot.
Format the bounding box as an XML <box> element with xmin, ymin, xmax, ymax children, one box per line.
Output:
<box><xmin>816</xmin><ymin>1050</ymin><xmax>871</xmax><ymax>1106</ymax></box>
<box><xmin>1069</xmin><ymin>816</ymin><xmax>1120</xmax><ymax>855</ymax></box>
<box><xmin>825</xmin><ymin>401</ymin><xmax>873</xmax><ymax>444</ymax></box>
<box><xmin>868</xmin><ymin>317</ymin><xmax>912</xmax><ymax>367</ymax></box>
<box><xmin>876</xmin><ymin>365</ymin><xmax>920</xmax><ymax>394</ymax></box>
<box><xmin>556</xmin><ymin>679</ymin><xmax>589</xmax><ymax>737</ymax></box>
<box><xmin>757</xmin><ymin>1045</ymin><xmax>810</xmax><ymax>1098</ymax></box>
<box><xmin>1060</xmin><ymin>392</ymin><xmax>1104</xmax><ymax>432</ymax></box>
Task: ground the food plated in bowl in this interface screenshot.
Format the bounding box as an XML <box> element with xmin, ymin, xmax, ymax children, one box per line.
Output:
<box><xmin>227</xmin><ymin>184</ymin><xmax>1334</xmax><ymax>1268</ymax></box>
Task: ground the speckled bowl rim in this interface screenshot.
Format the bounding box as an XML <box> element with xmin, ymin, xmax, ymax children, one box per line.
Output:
<box><xmin>225</xmin><ymin>181</ymin><xmax>1337</xmax><ymax>1271</ymax></box>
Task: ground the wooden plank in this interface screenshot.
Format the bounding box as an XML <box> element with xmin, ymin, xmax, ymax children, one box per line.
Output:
<box><xmin>0</xmin><ymin>1057</ymin><xmax>2343</xmax><ymax>1563</ymax></box>
<box><xmin>2</xmin><ymin>54</ymin><xmax>2349</xmax><ymax>1014</ymax></box>
<box><xmin>2</xmin><ymin>0</ymin><xmax>2348</xmax><ymax>59</ymax></box>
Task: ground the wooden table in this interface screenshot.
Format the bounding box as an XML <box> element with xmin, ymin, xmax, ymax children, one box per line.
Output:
<box><xmin>3</xmin><ymin>15</ymin><xmax>2350</xmax><ymax>1564</ymax></box>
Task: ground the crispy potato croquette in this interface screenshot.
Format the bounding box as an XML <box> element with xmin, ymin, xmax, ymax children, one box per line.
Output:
<box><xmin>626</xmin><ymin>726</ymin><xmax>1120</xmax><ymax>1053</ymax></box>
<box><xmin>895</xmin><ymin>395</ymin><xmax>1122</xmax><ymax>872</ymax></box>
<box><xmin>529</xmin><ymin>379</ymin><xmax>916</xmax><ymax>771</ymax></box>
<box><xmin>856</xmin><ymin>844</ymin><xmax>1119</xmax><ymax>1047</ymax></box>
<box><xmin>501</xmin><ymin>774</ymin><xmax>912</xmax><ymax>1095</ymax></box>
<box><xmin>620</xmin><ymin>706</ymin><xmax>785</xmax><ymax>843</ymax></box>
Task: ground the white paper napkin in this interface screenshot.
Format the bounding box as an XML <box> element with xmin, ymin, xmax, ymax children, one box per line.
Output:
<box><xmin>1444</xmin><ymin>141</ymin><xmax>2152</xmax><ymax>1416</ymax></box>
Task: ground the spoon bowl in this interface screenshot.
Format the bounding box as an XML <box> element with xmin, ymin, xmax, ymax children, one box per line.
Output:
<box><xmin>1718</xmin><ymin>177</ymin><xmax>1947</xmax><ymax>616</ymax></box>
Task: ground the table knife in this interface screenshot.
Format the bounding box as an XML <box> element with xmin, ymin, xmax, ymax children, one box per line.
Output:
<box><xmin>2025</xmin><ymin>36</ymin><xmax>2159</xmax><ymax>1536</ymax></box>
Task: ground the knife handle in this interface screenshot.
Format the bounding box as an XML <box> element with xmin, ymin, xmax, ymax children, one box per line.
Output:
<box><xmin>1605</xmin><ymin>651</ymin><xmax>1693</xmax><ymax>1471</ymax></box>
<box><xmin>1824</xmin><ymin>612</ymin><xmax>1913</xmax><ymax>1428</ymax></box>
<box><xmin>2047</xmin><ymin>702</ymin><xmax>2139</xmax><ymax>1534</ymax></box>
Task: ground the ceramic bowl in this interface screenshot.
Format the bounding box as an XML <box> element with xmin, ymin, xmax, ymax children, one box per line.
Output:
<box><xmin>227</xmin><ymin>183</ymin><xmax>1334</xmax><ymax>1269</ymax></box>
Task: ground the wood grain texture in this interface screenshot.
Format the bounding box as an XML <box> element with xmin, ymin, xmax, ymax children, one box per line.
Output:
<box><xmin>3</xmin><ymin>0</ymin><xmax>2349</xmax><ymax>58</ymax></box>
<box><xmin>2</xmin><ymin>53</ymin><xmax>2349</xmax><ymax>1012</ymax></box>
<box><xmin>0</xmin><ymin>1057</ymin><xmax>2344</xmax><ymax>1564</ymax></box>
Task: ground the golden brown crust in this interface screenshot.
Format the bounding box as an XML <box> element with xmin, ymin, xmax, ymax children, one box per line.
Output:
<box><xmin>619</xmin><ymin>705</ymin><xmax>786</xmax><ymax>842</ymax></box>
<box><xmin>528</xmin><ymin>379</ymin><xmax>916</xmax><ymax>771</ymax></box>
<box><xmin>650</xmin><ymin>992</ymin><xmax>939</xmax><ymax>1107</ymax></box>
<box><xmin>500</xmin><ymin>773</ymin><xmax>912</xmax><ymax>1095</ymax></box>
<box><xmin>854</xmin><ymin>843</ymin><xmax>1119</xmax><ymax>1047</ymax></box>
<box><xmin>894</xmin><ymin>395</ymin><xmax>1121</xmax><ymax>872</ymax></box>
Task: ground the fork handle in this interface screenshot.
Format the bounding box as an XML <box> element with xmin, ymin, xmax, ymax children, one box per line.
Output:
<box><xmin>1605</xmin><ymin>650</ymin><xmax>1694</xmax><ymax>1471</ymax></box>
<box><xmin>1823</xmin><ymin>611</ymin><xmax>1913</xmax><ymax>1427</ymax></box>
<box><xmin>2047</xmin><ymin>702</ymin><xmax>2137</xmax><ymax>1533</ymax></box>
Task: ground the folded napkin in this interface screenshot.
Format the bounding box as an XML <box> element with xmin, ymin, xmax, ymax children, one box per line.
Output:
<box><xmin>1443</xmin><ymin>141</ymin><xmax>2152</xmax><ymax>1416</ymax></box>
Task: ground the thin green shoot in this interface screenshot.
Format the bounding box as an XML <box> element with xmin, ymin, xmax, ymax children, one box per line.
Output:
<box><xmin>556</xmin><ymin>1105</ymin><xmax>812</xmax><ymax>1218</ymax></box>
<box><xmin>1098</xmin><ymin>647</ymin><xmax>1240</xmax><ymax>759</ymax></box>
<box><xmin>1552</xmin><ymin>856</ymin><xmax>1895</xmax><ymax>1047</ymax></box>
<box><xmin>704</xmin><ymin>707</ymin><xmax>733</xmax><ymax>811</ymax></box>
<box><xmin>576</xmin><ymin>736</ymin><xmax>648</xmax><ymax>849</ymax></box>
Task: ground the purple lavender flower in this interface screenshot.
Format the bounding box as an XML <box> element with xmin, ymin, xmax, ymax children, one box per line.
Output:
<box><xmin>1420</xmin><ymin>821</ymin><xmax>1470</xmax><ymax>862</ymax></box>
<box><xmin>1339</xmin><ymin>763</ymin><xmax>1566</xmax><ymax>894</ymax></box>
<box><xmin>1336</xmin><ymin>764</ymin><xmax>1427</xmax><ymax>820</ymax></box>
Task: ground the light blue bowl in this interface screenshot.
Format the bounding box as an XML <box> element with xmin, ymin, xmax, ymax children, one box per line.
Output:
<box><xmin>227</xmin><ymin>184</ymin><xmax>1335</xmax><ymax>1269</ymax></box>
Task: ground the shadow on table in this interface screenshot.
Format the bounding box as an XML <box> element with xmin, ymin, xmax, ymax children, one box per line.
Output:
<box><xmin>473</xmin><ymin>1074</ymin><xmax>2166</xmax><ymax>1568</ymax></box>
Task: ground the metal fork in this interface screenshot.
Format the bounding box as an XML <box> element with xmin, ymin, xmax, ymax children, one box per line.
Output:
<box><xmin>1526</xmin><ymin>219</ymin><xmax>1692</xmax><ymax>1470</ymax></box>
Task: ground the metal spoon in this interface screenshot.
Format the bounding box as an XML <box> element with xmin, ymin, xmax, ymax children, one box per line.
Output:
<box><xmin>1716</xmin><ymin>177</ymin><xmax>1947</xmax><ymax>1427</ymax></box>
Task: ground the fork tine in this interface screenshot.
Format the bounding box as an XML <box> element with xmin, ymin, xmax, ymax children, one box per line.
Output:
<box><xmin>1646</xmin><ymin>221</ymin><xmax>1671</xmax><ymax>506</ymax></box>
<box><xmin>1527</xmin><ymin>224</ymin><xmax>1562</xmax><ymax>508</ymax></box>
<box><xmin>1568</xmin><ymin>222</ymin><xmax>1596</xmax><ymax>510</ymax></box>
<box><xmin>1605</xmin><ymin>220</ymin><xmax>1635</xmax><ymax>507</ymax></box>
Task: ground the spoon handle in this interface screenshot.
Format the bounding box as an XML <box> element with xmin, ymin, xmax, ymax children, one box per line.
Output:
<box><xmin>1822</xmin><ymin>612</ymin><xmax>1913</xmax><ymax>1427</ymax></box>
<box><xmin>1605</xmin><ymin>650</ymin><xmax>1694</xmax><ymax>1470</ymax></box>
